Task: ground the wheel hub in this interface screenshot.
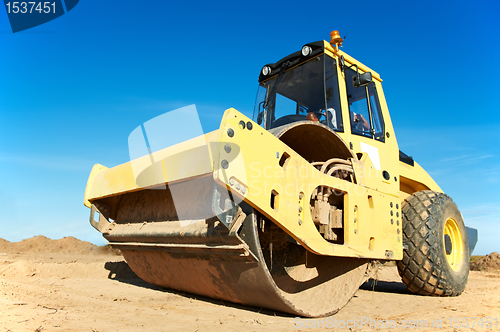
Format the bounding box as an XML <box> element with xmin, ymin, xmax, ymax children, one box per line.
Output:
<box><xmin>444</xmin><ymin>217</ymin><xmax>464</xmax><ymax>272</ymax></box>
<box><xmin>444</xmin><ymin>234</ymin><xmax>453</xmax><ymax>255</ymax></box>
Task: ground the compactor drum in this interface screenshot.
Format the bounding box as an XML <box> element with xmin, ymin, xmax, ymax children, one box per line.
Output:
<box><xmin>85</xmin><ymin>31</ymin><xmax>477</xmax><ymax>317</ymax></box>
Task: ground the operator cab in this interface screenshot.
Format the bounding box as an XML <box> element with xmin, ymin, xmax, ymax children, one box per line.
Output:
<box><xmin>253</xmin><ymin>40</ymin><xmax>385</xmax><ymax>142</ymax></box>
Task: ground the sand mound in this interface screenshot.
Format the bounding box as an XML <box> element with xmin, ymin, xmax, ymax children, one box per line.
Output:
<box><xmin>470</xmin><ymin>252</ymin><xmax>500</xmax><ymax>272</ymax></box>
<box><xmin>0</xmin><ymin>238</ymin><xmax>11</xmax><ymax>251</ymax></box>
<box><xmin>0</xmin><ymin>236</ymin><xmax>117</xmax><ymax>255</ymax></box>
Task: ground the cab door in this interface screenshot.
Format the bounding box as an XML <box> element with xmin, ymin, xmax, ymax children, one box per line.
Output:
<box><xmin>338</xmin><ymin>65</ymin><xmax>400</xmax><ymax>198</ymax></box>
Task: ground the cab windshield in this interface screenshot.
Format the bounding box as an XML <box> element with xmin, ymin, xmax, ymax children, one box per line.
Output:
<box><xmin>253</xmin><ymin>54</ymin><xmax>343</xmax><ymax>131</ymax></box>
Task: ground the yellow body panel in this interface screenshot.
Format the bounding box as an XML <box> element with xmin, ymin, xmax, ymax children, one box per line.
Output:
<box><xmin>84</xmin><ymin>131</ymin><xmax>218</xmax><ymax>207</ymax></box>
<box><xmin>399</xmin><ymin>160</ymin><xmax>442</xmax><ymax>201</ymax></box>
<box><xmin>84</xmin><ymin>164</ymin><xmax>109</xmax><ymax>208</ymax></box>
<box><xmin>84</xmin><ymin>41</ymin><xmax>443</xmax><ymax>261</ymax></box>
<box><xmin>213</xmin><ymin>108</ymin><xmax>402</xmax><ymax>260</ymax></box>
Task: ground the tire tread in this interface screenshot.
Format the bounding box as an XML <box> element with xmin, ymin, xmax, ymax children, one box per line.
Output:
<box><xmin>397</xmin><ymin>190</ymin><xmax>467</xmax><ymax>297</ymax></box>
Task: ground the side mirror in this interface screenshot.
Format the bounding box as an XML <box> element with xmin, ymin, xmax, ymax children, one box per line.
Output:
<box><xmin>257</xmin><ymin>112</ymin><xmax>264</xmax><ymax>125</ymax></box>
<box><xmin>352</xmin><ymin>72</ymin><xmax>373</xmax><ymax>88</ymax></box>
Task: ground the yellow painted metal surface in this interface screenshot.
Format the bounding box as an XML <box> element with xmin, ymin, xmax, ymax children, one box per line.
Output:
<box><xmin>399</xmin><ymin>161</ymin><xmax>442</xmax><ymax>195</ymax></box>
<box><xmin>84</xmin><ymin>164</ymin><xmax>109</xmax><ymax>208</ymax></box>
<box><xmin>213</xmin><ymin>108</ymin><xmax>402</xmax><ymax>260</ymax></box>
<box><xmin>83</xmin><ymin>131</ymin><xmax>219</xmax><ymax>207</ymax></box>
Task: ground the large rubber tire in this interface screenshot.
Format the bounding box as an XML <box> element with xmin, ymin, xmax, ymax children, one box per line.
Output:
<box><xmin>397</xmin><ymin>190</ymin><xmax>469</xmax><ymax>296</ymax></box>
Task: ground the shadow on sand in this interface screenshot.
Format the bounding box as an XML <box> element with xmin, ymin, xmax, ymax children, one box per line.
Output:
<box><xmin>103</xmin><ymin>260</ymin><xmax>294</xmax><ymax>318</ymax></box>
<box><xmin>360</xmin><ymin>279</ymin><xmax>411</xmax><ymax>294</ymax></box>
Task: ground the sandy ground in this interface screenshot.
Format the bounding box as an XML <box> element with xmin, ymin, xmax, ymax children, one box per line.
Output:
<box><xmin>1</xmin><ymin>238</ymin><xmax>499</xmax><ymax>332</ymax></box>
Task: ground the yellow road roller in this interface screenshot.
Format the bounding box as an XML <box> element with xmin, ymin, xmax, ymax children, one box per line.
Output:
<box><xmin>84</xmin><ymin>31</ymin><xmax>477</xmax><ymax>317</ymax></box>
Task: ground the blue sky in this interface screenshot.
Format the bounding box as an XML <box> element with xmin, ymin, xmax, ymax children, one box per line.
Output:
<box><xmin>0</xmin><ymin>0</ymin><xmax>498</xmax><ymax>255</ymax></box>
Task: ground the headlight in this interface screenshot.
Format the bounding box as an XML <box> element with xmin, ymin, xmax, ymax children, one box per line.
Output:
<box><xmin>262</xmin><ymin>66</ymin><xmax>271</xmax><ymax>76</ymax></box>
<box><xmin>301</xmin><ymin>45</ymin><xmax>312</xmax><ymax>56</ymax></box>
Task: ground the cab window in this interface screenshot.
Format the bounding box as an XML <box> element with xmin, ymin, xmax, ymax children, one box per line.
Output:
<box><xmin>253</xmin><ymin>54</ymin><xmax>343</xmax><ymax>131</ymax></box>
<box><xmin>344</xmin><ymin>67</ymin><xmax>385</xmax><ymax>142</ymax></box>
